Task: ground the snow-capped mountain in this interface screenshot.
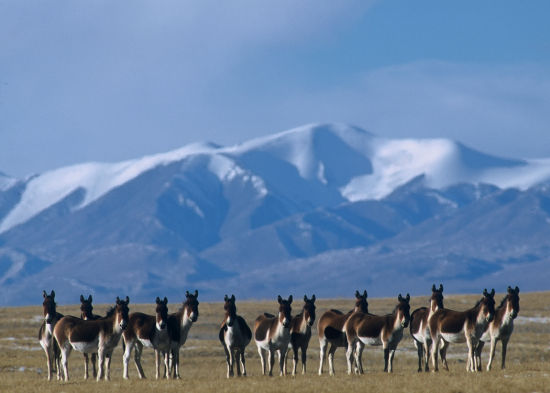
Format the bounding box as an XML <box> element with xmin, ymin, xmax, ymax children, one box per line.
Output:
<box><xmin>1</xmin><ymin>123</ymin><xmax>549</xmax><ymax>306</ymax></box>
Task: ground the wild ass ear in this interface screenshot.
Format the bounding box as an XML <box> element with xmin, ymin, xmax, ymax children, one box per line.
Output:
<box><xmin>156</xmin><ymin>297</ymin><xmax>161</xmax><ymax>304</ymax></box>
<box><xmin>288</xmin><ymin>295</ymin><xmax>293</xmax><ymax>304</ymax></box>
<box><xmin>363</xmin><ymin>290</ymin><xmax>367</xmax><ymax>298</ymax></box>
<box><xmin>439</xmin><ymin>284</ymin><xmax>443</xmax><ymax>292</ymax></box>
<box><xmin>163</xmin><ymin>297</ymin><xmax>168</xmax><ymax>304</ymax></box>
<box><xmin>311</xmin><ymin>294</ymin><xmax>316</xmax><ymax>303</ymax></box>
<box><xmin>483</xmin><ymin>288</ymin><xmax>488</xmax><ymax>296</ymax></box>
<box><xmin>88</xmin><ymin>295</ymin><xmax>92</xmax><ymax>302</ymax></box>
<box><xmin>304</xmin><ymin>295</ymin><xmax>308</xmax><ymax>302</ymax></box>
<box><xmin>224</xmin><ymin>294</ymin><xmax>228</xmax><ymax>302</ymax></box>
<box><xmin>432</xmin><ymin>284</ymin><xmax>436</xmax><ymax>292</ymax></box>
<box><xmin>406</xmin><ymin>293</ymin><xmax>410</xmax><ymax>302</ymax></box>
<box><xmin>51</xmin><ymin>290</ymin><xmax>55</xmax><ymax>298</ymax></box>
<box><xmin>515</xmin><ymin>286</ymin><xmax>520</xmax><ymax>294</ymax></box>
<box><xmin>186</xmin><ymin>291</ymin><xmax>190</xmax><ymax>297</ymax></box>
<box><xmin>231</xmin><ymin>294</ymin><xmax>235</xmax><ymax>301</ymax></box>
<box><xmin>80</xmin><ymin>294</ymin><xmax>85</xmax><ymax>302</ymax></box>
<box><xmin>125</xmin><ymin>296</ymin><xmax>130</xmax><ymax>304</ymax></box>
<box><xmin>43</xmin><ymin>290</ymin><xmax>47</xmax><ymax>299</ymax></box>
<box><xmin>194</xmin><ymin>290</ymin><xmax>198</xmax><ymax>298</ymax></box>
<box><xmin>398</xmin><ymin>294</ymin><xmax>403</xmax><ymax>301</ymax></box>
<box><xmin>278</xmin><ymin>295</ymin><xmax>283</xmax><ymax>304</ymax></box>
<box><xmin>355</xmin><ymin>290</ymin><xmax>361</xmax><ymax>298</ymax></box>
<box><xmin>490</xmin><ymin>289</ymin><xmax>495</xmax><ymax>297</ymax></box>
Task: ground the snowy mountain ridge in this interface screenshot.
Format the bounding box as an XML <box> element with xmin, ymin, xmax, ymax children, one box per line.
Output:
<box><xmin>2</xmin><ymin>123</ymin><xmax>549</xmax><ymax>234</ymax></box>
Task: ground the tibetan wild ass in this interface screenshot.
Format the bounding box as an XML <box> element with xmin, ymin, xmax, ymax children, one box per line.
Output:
<box><xmin>219</xmin><ymin>294</ymin><xmax>252</xmax><ymax>378</ymax></box>
<box><xmin>39</xmin><ymin>290</ymin><xmax>63</xmax><ymax>381</ymax></box>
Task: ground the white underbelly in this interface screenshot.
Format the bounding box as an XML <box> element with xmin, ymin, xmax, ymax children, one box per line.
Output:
<box><xmin>359</xmin><ymin>336</ymin><xmax>382</xmax><ymax>346</ymax></box>
<box><xmin>441</xmin><ymin>332</ymin><xmax>465</xmax><ymax>344</ymax></box>
<box><xmin>71</xmin><ymin>339</ymin><xmax>98</xmax><ymax>353</ymax></box>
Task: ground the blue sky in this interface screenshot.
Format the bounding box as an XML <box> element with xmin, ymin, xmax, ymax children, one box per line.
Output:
<box><xmin>1</xmin><ymin>0</ymin><xmax>549</xmax><ymax>177</ymax></box>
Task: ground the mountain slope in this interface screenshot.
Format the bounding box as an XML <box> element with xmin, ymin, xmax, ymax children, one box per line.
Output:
<box><xmin>1</xmin><ymin>123</ymin><xmax>550</xmax><ymax>306</ymax></box>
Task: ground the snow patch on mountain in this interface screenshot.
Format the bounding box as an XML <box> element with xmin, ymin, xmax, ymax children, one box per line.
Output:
<box><xmin>0</xmin><ymin>143</ymin><xmax>217</xmax><ymax>233</ymax></box>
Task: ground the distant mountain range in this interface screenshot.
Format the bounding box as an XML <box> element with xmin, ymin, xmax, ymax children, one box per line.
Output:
<box><xmin>1</xmin><ymin>123</ymin><xmax>549</xmax><ymax>306</ymax></box>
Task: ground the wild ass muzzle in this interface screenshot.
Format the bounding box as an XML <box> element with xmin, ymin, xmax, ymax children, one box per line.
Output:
<box><xmin>54</xmin><ymin>296</ymin><xmax>130</xmax><ymax>381</ymax></box>
<box><xmin>286</xmin><ymin>294</ymin><xmax>316</xmax><ymax>375</ymax></box>
<box><xmin>429</xmin><ymin>288</ymin><xmax>495</xmax><ymax>372</ymax></box>
<box><xmin>409</xmin><ymin>284</ymin><xmax>444</xmax><ymax>372</ymax></box>
<box><xmin>254</xmin><ymin>295</ymin><xmax>293</xmax><ymax>376</ymax></box>
<box><xmin>318</xmin><ymin>290</ymin><xmax>368</xmax><ymax>375</ymax></box>
<box><xmin>122</xmin><ymin>297</ymin><xmax>170</xmax><ymax>379</ymax></box>
<box><xmin>344</xmin><ymin>293</ymin><xmax>410</xmax><ymax>374</ymax></box>
<box><xmin>219</xmin><ymin>294</ymin><xmax>252</xmax><ymax>378</ymax></box>
<box><xmin>167</xmin><ymin>290</ymin><xmax>199</xmax><ymax>379</ymax></box>
<box><xmin>39</xmin><ymin>290</ymin><xmax>63</xmax><ymax>381</ymax></box>
<box><xmin>474</xmin><ymin>286</ymin><xmax>520</xmax><ymax>371</ymax></box>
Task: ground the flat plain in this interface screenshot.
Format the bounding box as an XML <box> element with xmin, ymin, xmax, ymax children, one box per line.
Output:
<box><xmin>1</xmin><ymin>291</ymin><xmax>549</xmax><ymax>393</ymax></box>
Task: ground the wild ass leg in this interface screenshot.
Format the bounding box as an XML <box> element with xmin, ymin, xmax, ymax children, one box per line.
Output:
<box><xmin>155</xmin><ymin>349</ymin><xmax>162</xmax><ymax>379</ymax></box>
<box><xmin>355</xmin><ymin>341</ymin><xmax>364</xmax><ymax>374</ymax></box>
<box><xmin>268</xmin><ymin>349</ymin><xmax>275</xmax><ymax>376</ymax></box>
<box><xmin>501</xmin><ymin>338</ymin><xmax>509</xmax><ymax>369</ymax></box>
<box><xmin>291</xmin><ymin>343</ymin><xmax>299</xmax><ymax>376</ymax></box>
<box><xmin>44</xmin><ymin>345</ymin><xmax>53</xmax><ymax>381</ymax></box>
<box><xmin>414</xmin><ymin>340</ymin><xmax>423</xmax><ymax>372</ymax></box>
<box><xmin>475</xmin><ymin>341</ymin><xmax>485</xmax><ymax>371</ymax></box>
<box><xmin>235</xmin><ymin>349</ymin><xmax>242</xmax><ymax>376</ymax></box>
<box><xmin>318</xmin><ymin>338</ymin><xmax>327</xmax><ymax>375</ymax></box>
<box><xmin>257</xmin><ymin>347</ymin><xmax>266</xmax><ymax>375</ymax></box>
<box><xmin>278</xmin><ymin>348</ymin><xmax>287</xmax><ymax>376</ymax></box>
<box><xmin>122</xmin><ymin>340</ymin><xmax>133</xmax><ymax>379</ymax></box>
<box><xmin>84</xmin><ymin>353</ymin><xmax>89</xmax><ymax>379</ymax></box>
<box><xmin>105</xmin><ymin>353</ymin><xmax>112</xmax><ymax>380</ymax></box>
<box><xmin>430</xmin><ymin>336</ymin><xmax>440</xmax><ymax>372</ymax></box>
<box><xmin>424</xmin><ymin>340</ymin><xmax>431</xmax><ymax>371</ymax></box>
<box><xmin>223</xmin><ymin>342</ymin><xmax>232</xmax><ymax>378</ymax></box>
<box><xmin>96</xmin><ymin>348</ymin><xmax>105</xmax><ymax>381</ymax></box>
<box><xmin>466</xmin><ymin>336</ymin><xmax>476</xmax><ymax>372</ymax></box>
<box><xmin>239</xmin><ymin>349</ymin><xmax>247</xmax><ymax>376</ymax></box>
<box><xmin>328</xmin><ymin>343</ymin><xmax>338</xmax><ymax>375</ymax></box>
<box><xmin>439</xmin><ymin>340</ymin><xmax>449</xmax><ymax>371</ymax></box>
<box><xmin>60</xmin><ymin>345</ymin><xmax>71</xmax><ymax>382</ymax></box>
<box><xmin>301</xmin><ymin>344</ymin><xmax>307</xmax><ymax>374</ymax></box>
<box><xmin>91</xmin><ymin>353</ymin><xmax>97</xmax><ymax>378</ymax></box>
<box><xmin>387</xmin><ymin>345</ymin><xmax>397</xmax><ymax>373</ymax></box>
<box><xmin>133</xmin><ymin>342</ymin><xmax>146</xmax><ymax>378</ymax></box>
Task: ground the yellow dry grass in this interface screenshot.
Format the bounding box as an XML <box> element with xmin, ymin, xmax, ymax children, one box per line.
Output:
<box><xmin>0</xmin><ymin>292</ymin><xmax>549</xmax><ymax>393</ymax></box>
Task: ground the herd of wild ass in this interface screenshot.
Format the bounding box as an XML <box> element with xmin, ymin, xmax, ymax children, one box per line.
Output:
<box><xmin>38</xmin><ymin>285</ymin><xmax>520</xmax><ymax>381</ymax></box>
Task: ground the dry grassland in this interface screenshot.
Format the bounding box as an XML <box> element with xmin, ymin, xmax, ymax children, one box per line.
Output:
<box><xmin>0</xmin><ymin>291</ymin><xmax>549</xmax><ymax>393</ymax></box>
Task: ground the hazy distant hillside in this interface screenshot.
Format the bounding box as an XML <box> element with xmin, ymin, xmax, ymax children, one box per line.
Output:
<box><xmin>1</xmin><ymin>124</ymin><xmax>549</xmax><ymax>306</ymax></box>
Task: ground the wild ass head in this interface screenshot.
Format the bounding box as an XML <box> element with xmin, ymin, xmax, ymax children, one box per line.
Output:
<box><xmin>223</xmin><ymin>294</ymin><xmax>237</xmax><ymax>327</ymax></box>
<box><xmin>396</xmin><ymin>293</ymin><xmax>411</xmax><ymax>328</ymax></box>
<box><xmin>277</xmin><ymin>295</ymin><xmax>293</xmax><ymax>328</ymax></box>
<box><xmin>80</xmin><ymin>294</ymin><xmax>94</xmax><ymax>320</ymax></box>
<box><xmin>115</xmin><ymin>296</ymin><xmax>130</xmax><ymax>331</ymax></box>
<box><xmin>430</xmin><ymin>284</ymin><xmax>444</xmax><ymax>313</ymax></box>
<box><xmin>354</xmin><ymin>290</ymin><xmax>369</xmax><ymax>313</ymax></box>
<box><xmin>42</xmin><ymin>290</ymin><xmax>57</xmax><ymax>324</ymax></box>
<box><xmin>155</xmin><ymin>297</ymin><xmax>169</xmax><ymax>330</ymax></box>
<box><xmin>302</xmin><ymin>295</ymin><xmax>316</xmax><ymax>327</ymax></box>
<box><xmin>184</xmin><ymin>290</ymin><xmax>199</xmax><ymax>323</ymax></box>
<box><xmin>502</xmin><ymin>286</ymin><xmax>520</xmax><ymax>319</ymax></box>
<box><xmin>477</xmin><ymin>288</ymin><xmax>496</xmax><ymax>323</ymax></box>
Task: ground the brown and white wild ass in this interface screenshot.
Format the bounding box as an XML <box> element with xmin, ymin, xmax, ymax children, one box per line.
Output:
<box><xmin>317</xmin><ymin>290</ymin><xmax>368</xmax><ymax>375</ymax></box>
<box><xmin>54</xmin><ymin>296</ymin><xmax>130</xmax><ymax>381</ymax></box>
<box><xmin>254</xmin><ymin>295</ymin><xmax>293</xmax><ymax>376</ymax></box>
<box><xmin>167</xmin><ymin>290</ymin><xmax>199</xmax><ymax>379</ymax></box>
<box><xmin>409</xmin><ymin>284</ymin><xmax>444</xmax><ymax>372</ymax></box>
<box><xmin>79</xmin><ymin>294</ymin><xmax>102</xmax><ymax>379</ymax></box>
<box><xmin>344</xmin><ymin>293</ymin><xmax>411</xmax><ymax>374</ymax></box>
<box><xmin>287</xmin><ymin>294</ymin><xmax>316</xmax><ymax>375</ymax></box>
<box><xmin>474</xmin><ymin>286</ymin><xmax>520</xmax><ymax>371</ymax></box>
<box><xmin>429</xmin><ymin>288</ymin><xmax>495</xmax><ymax>372</ymax></box>
<box><xmin>39</xmin><ymin>290</ymin><xmax>63</xmax><ymax>381</ymax></box>
<box><xmin>219</xmin><ymin>294</ymin><xmax>252</xmax><ymax>378</ymax></box>
<box><xmin>122</xmin><ymin>297</ymin><xmax>170</xmax><ymax>379</ymax></box>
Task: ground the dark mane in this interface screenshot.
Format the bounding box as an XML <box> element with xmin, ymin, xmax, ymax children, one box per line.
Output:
<box><xmin>104</xmin><ymin>306</ymin><xmax>116</xmax><ymax>318</ymax></box>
